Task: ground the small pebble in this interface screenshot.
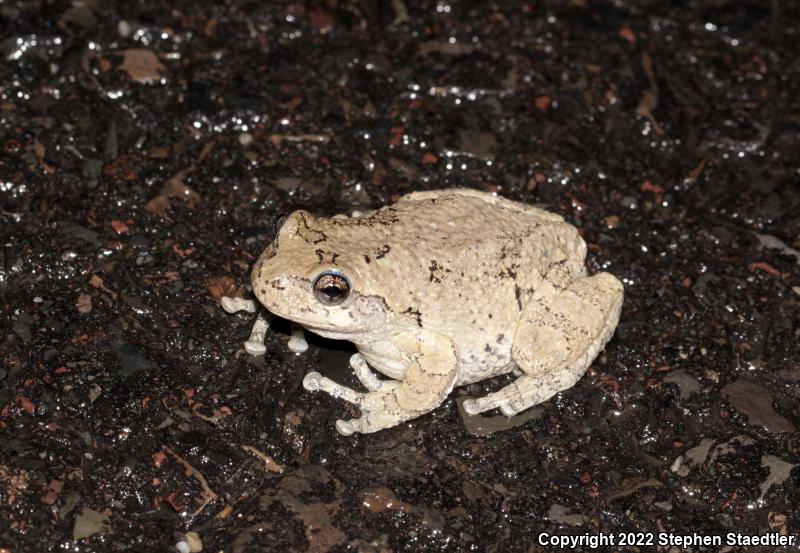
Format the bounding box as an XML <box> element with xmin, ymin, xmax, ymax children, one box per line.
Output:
<box><xmin>118</xmin><ymin>20</ymin><xmax>131</xmax><ymax>37</ymax></box>
<box><xmin>129</xmin><ymin>235</ymin><xmax>149</xmax><ymax>249</ymax></box>
<box><xmin>185</xmin><ymin>531</ymin><xmax>203</xmax><ymax>552</ymax></box>
<box><xmin>175</xmin><ymin>532</ymin><xmax>203</xmax><ymax>553</ymax></box>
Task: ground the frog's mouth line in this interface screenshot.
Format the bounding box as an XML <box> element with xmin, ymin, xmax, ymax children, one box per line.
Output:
<box><xmin>267</xmin><ymin>312</ymin><xmax>374</xmax><ymax>342</ymax></box>
<box><xmin>260</xmin><ymin>298</ymin><xmax>361</xmax><ymax>336</ymax></box>
<box><xmin>262</xmin><ymin>295</ymin><xmax>389</xmax><ymax>340</ymax></box>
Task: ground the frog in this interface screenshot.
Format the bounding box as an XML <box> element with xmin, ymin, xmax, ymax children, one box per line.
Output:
<box><xmin>242</xmin><ymin>188</ymin><xmax>624</xmax><ymax>435</ymax></box>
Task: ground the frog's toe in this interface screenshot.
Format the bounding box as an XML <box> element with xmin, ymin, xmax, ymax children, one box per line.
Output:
<box><xmin>244</xmin><ymin>340</ymin><xmax>267</xmax><ymax>356</ymax></box>
<box><xmin>461</xmin><ymin>398</ymin><xmax>481</xmax><ymax>415</ymax></box>
<box><xmin>220</xmin><ymin>296</ymin><xmax>238</xmax><ymax>313</ymax></box>
<box><xmin>303</xmin><ymin>371</ymin><xmax>324</xmax><ymax>391</ymax></box>
<box><xmin>499</xmin><ymin>402</ymin><xmax>519</xmax><ymax>416</ymax></box>
<box><xmin>220</xmin><ymin>296</ymin><xmax>258</xmax><ymax>314</ymax></box>
<box><xmin>335</xmin><ymin>419</ymin><xmax>357</xmax><ymax>436</ymax></box>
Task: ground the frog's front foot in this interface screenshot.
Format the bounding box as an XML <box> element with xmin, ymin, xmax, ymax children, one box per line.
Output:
<box><xmin>302</xmin><ymin>371</ymin><xmax>384</xmax><ymax>404</ymax></box>
<box><xmin>221</xmin><ymin>295</ymin><xmax>308</xmax><ymax>356</ymax></box>
<box><xmin>303</xmin><ymin>330</ymin><xmax>459</xmax><ymax>435</ymax></box>
<box><xmin>221</xmin><ymin>295</ymin><xmax>270</xmax><ymax>355</ymax></box>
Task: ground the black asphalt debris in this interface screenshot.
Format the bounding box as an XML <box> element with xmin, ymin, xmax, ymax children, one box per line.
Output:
<box><xmin>1</xmin><ymin>1</ymin><xmax>798</xmax><ymax>552</ymax></box>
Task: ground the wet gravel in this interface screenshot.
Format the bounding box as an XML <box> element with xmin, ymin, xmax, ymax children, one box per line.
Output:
<box><xmin>1</xmin><ymin>1</ymin><xmax>799</xmax><ymax>552</ymax></box>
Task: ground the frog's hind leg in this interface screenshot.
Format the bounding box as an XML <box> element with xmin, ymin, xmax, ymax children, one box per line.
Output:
<box><xmin>462</xmin><ymin>374</ymin><xmax>546</xmax><ymax>415</ymax></box>
<box><xmin>462</xmin><ymin>272</ymin><xmax>623</xmax><ymax>416</ymax></box>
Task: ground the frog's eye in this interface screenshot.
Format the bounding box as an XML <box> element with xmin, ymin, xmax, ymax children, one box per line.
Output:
<box><xmin>313</xmin><ymin>272</ymin><xmax>351</xmax><ymax>306</ymax></box>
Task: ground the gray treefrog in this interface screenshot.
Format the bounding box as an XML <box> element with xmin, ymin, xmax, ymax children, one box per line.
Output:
<box><xmin>232</xmin><ymin>188</ymin><xmax>623</xmax><ymax>435</ymax></box>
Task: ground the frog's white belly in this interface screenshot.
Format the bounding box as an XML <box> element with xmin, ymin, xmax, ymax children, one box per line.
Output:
<box><xmin>455</xmin><ymin>342</ymin><xmax>516</xmax><ymax>385</ymax></box>
<box><xmin>357</xmin><ymin>337</ymin><xmax>516</xmax><ymax>385</ymax></box>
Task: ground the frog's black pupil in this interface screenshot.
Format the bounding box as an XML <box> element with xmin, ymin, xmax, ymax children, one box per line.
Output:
<box><xmin>324</xmin><ymin>286</ymin><xmax>341</xmax><ymax>299</ymax></box>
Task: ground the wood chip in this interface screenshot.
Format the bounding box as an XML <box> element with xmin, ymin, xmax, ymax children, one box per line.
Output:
<box><xmin>76</xmin><ymin>292</ymin><xmax>92</xmax><ymax>314</ymax></box>
<box><xmin>119</xmin><ymin>49</ymin><xmax>165</xmax><ymax>83</ymax></box>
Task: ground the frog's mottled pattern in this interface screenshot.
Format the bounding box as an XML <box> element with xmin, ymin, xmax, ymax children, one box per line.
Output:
<box><xmin>252</xmin><ymin>188</ymin><xmax>624</xmax><ymax>435</ymax></box>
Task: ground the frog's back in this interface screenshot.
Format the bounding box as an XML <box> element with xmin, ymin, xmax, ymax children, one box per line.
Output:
<box><xmin>390</xmin><ymin>188</ymin><xmax>567</xmax><ymax>239</ymax></box>
<box><xmin>333</xmin><ymin>188</ymin><xmax>586</xmax><ymax>301</ymax></box>
<box><xmin>254</xmin><ymin>188</ymin><xmax>591</xmax><ymax>386</ymax></box>
<box><xmin>322</xmin><ymin>189</ymin><xmax>585</xmax><ymax>381</ymax></box>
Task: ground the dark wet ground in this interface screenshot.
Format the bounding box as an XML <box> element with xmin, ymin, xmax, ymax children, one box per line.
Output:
<box><xmin>1</xmin><ymin>1</ymin><xmax>799</xmax><ymax>552</ymax></box>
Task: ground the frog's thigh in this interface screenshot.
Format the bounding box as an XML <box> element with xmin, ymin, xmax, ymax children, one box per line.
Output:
<box><xmin>463</xmin><ymin>273</ymin><xmax>622</xmax><ymax>416</ymax></box>
<box><xmin>514</xmin><ymin>272</ymin><xmax>622</xmax><ymax>374</ymax></box>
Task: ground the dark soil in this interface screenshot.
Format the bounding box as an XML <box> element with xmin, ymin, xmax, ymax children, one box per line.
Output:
<box><xmin>1</xmin><ymin>1</ymin><xmax>799</xmax><ymax>552</ymax></box>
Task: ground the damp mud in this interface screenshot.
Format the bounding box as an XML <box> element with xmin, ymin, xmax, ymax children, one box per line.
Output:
<box><xmin>1</xmin><ymin>1</ymin><xmax>798</xmax><ymax>552</ymax></box>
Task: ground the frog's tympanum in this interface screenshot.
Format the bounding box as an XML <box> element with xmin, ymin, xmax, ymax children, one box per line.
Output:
<box><xmin>249</xmin><ymin>188</ymin><xmax>623</xmax><ymax>435</ymax></box>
